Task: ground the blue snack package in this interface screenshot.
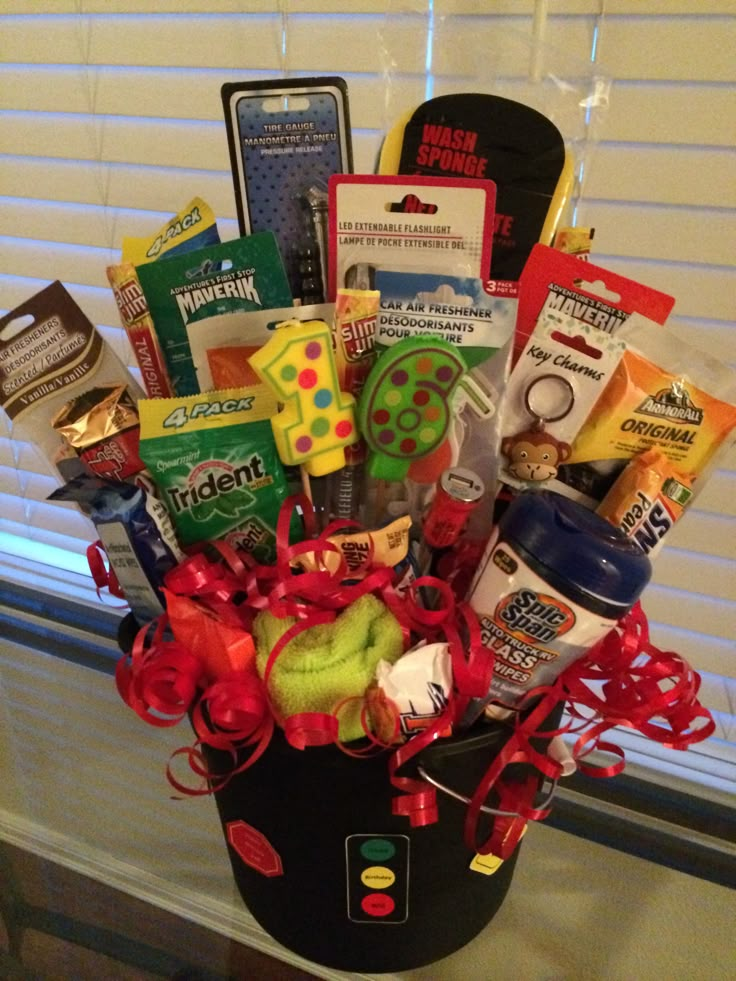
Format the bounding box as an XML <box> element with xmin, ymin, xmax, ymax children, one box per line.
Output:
<box><xmin>48</xmin><ymin>475</ymin><xmax>184</xmax><ymax>624</ymax></box>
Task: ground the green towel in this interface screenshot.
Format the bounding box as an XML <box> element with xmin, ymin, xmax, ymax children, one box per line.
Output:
<box><xmin>254</xmin><ymin>593</ymin><xmax>404</xmax><ymax>743</ymax></box>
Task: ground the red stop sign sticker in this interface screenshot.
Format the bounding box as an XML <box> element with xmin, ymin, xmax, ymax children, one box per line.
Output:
<box><xmin>226</xmin><ymin>821</ymin><xmax>283</xmax><ymax>878</ymax></box>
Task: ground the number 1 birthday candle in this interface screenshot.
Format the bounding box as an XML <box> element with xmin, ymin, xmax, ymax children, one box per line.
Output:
<box><xmin>249</xmin><ymin>320</ymin><xmax>358</xmax><ymax>478</ymax></box>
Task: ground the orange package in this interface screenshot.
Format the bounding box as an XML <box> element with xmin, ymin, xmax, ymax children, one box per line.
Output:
<box><xmin>163</xmin><ymin>589</ymin><xmax>256</xmax><ymax>683</ymax></box>
<box><xmin>207</xmin><ymin>345</ymin><xmax>261</xmax><ymax>389</ymax></box>
<box><xmin>562</xmin><ymin>315</ymin><xmax>736</xmax><ymax>504</ymax></box>
<box><xmin>596</xmin><ymin>449</ymin><xmax>694</xmax><ymax>557</ymax></box>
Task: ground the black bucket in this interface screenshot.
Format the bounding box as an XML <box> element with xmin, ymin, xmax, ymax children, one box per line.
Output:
<box><xmin>202</xmin><ymin>715</ymin><xmax>558</xmax><ymax>973</ymax></box>
<box><xmin>118</xmin><ymin>614</ymin><xmax>558</xmax><ymax>972</ymax></box>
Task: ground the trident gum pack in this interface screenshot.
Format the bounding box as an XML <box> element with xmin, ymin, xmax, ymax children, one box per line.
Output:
<box><xmin>138</xmin><ymin>385</ymin><xmax>292</xmax><ymax>561</ymax></box>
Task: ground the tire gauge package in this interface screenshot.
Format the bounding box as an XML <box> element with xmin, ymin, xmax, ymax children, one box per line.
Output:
<box><xmin>222</xmin><ymin>78</ymin><xmax>353</xmax><ymax>302</ymax></box>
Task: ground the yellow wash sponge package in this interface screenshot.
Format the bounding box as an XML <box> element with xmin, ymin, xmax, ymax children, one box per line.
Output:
<box><xmin>561</xmin><ymin>314</ymin><xmax>736</xmax><ymax>504</ymax></box>
<box><xmin>137</xmin><ymin>385</ymin><xmax>293</xmax><ymax>562</ymax></box>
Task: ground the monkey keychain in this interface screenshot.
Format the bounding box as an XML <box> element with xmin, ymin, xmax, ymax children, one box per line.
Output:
<box><xmin>502</xmin><ymin>373</ymin><xmax>575</xmax><ymax>482</ymax></box>
<box><xmin>499</xmin><ymin>309</ymin><xmax>627</xmax><ymax>491</ymax></box>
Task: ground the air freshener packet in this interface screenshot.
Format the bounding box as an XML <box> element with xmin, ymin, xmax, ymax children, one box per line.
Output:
<box><xmin>562</xmin><ymin>315</ymin><xmax>736</xmax><ymax>503</ymax></box>
<box><xmin>0</xmin><ymin>281</ymin><xmax>143</xmax><ymax>460</ymax></box>
<box><xmin>373</xmin><ymin>270</ymin><xmax>517</xmax><ymax>533</ymax></box>
<box><xmin>138</xmin><ymin>385</ymin><xmax>293</xmax><ymax>561</ymax></box>
<box><xmin>136</xmin><ymin>232</ymin><xmax>293</xmax><ymax>397</ymax></box>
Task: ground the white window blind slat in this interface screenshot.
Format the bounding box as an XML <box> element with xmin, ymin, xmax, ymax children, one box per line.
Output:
<box><xmin>0</xmin><ymin>14</ymin><xmax>285</xmax><ymax>69</ymax></box>
<box><xmin>643</xmin><ymin>585</ymin><xmax>736</xmax><ymax>645</ymax></box>
<box><xmin>605</xmin><ymin>83</ymin><xmax>736</xmax><ymax>146</ymax></box>
<box><xmin>585</xmin><ymin>145</ymin><xmax>736</xmax><ymax>208</ymax></box>
<box><xmin>0</xmin><ymin>196</ymin><xmax>239</xmax><ymax>254</ymax></box>
<box><xmin>578</xmin><ymin>201</ymin><xmax>736</xmax><ymax>268</ymax></box>
<box><xmin>0</xmin><ymin>157</ymin><xmax>235</xmax><ymax>217</ymax></box>
<box><xmin>574</xmin><ymin>255</ymin><xmax>735</xmax><ymax>321</ymax></box>
<box><xmin>0</xmin><ymin>3</ymin><xmax>733</xmax><ymax>806</ymax></box>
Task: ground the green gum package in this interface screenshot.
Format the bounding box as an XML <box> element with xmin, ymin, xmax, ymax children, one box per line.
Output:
<box><xmin>138</xmin><ymin>385</ymin><xmax>293</xmax><ymax>561</ymax></box>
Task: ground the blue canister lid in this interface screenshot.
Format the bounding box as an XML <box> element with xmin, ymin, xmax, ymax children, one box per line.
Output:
<box><xmin>499</xmin><ymin>491</ymin><xmax>652</xmax><ymax>616</ymax></box>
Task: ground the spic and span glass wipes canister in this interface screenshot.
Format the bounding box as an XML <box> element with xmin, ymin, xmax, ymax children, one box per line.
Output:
<box><xmin>466</xmin><ymin>491</ymin><xmax>652</xmax><ymax>718</ymax></box>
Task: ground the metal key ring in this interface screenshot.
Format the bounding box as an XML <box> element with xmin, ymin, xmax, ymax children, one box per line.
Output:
<box><xmin>416</xmin><ymin>764</ymin><xmax>558</xmax><ymax>818</ymax></box>
<box><xmin>523</xmin><ymin>373</ymin><xmax>575</xmax><ymax>425</ymax></box>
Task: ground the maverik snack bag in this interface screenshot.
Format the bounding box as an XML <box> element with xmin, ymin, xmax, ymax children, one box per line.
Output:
<box><xmin>48</xmin><ymin>474</ymin><xmax>184</xmax><ymax>625</ymax></box>
<box><xmin>51</xmin><ymin>384</ymin><xmax>145</xmax><ymax>482</ymax></box>
<box><xmin>562</xmin><ymin>314</ymin><xmax>736</xmax><ymax>504</ymax></box>
<box><xmin>138</xmin><ymin>385</ymin><xmax>291</xmax><ymax>561</ymax></box>
<box><xmin>596</xmin><ymin>448</ymin><xmax>695</xmax><ymax>558</ymax></box>
<box><xmin>136</xmin><ymin>232</ymin><xmax>293</xmax><ymax>397</ymax></box>
<box><xmin>0</xmin><ymin>281</ymin><xmax>143</xmax><ymax>460</ymax></box>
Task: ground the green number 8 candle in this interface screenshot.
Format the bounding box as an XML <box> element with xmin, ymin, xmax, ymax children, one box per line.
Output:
<box><xmin>249</xmin><ymin>320</ymin><xmax>358</xmax><ymax>477</ymax></box>
<box><xmin>358</xmin><ymin>336</ymin><xmax>467</xmax><ymax>482</ymax></box>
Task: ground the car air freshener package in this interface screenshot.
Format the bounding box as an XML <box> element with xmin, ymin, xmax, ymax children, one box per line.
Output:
<box><xmin>328</xmin><ymin>174</ymin><xmax>497</xmax><ymax>296</ymax></box>
<box><xmin>48</xmin><ymin>474</ymin><xmax>184</xmax><ymax>625</ymax></box>
<box><xmin>185</xmin><ymin>302</ymin><xmax>334</xmax><ymax>394</ymax></box>
<box><xmin>0</xmin><ymin>281</ymin><xmax>144</xmax><ymax>461</ymax></box>
<box><xmin>222</xmin><ymin>78</ymin><xmax>352</xmax><ymax>300</ymax></box>
<box><xmin>499</xmin><ymin>309</ymin><xmax>626</xmax><ymax>491</ymax></box>
<box><xmin>373</xmin><ymin>270</ymin><xmax>517</xmax><ymax>532</ymax></box>
<box><xmin>562</xmin><ymin>314</ymin><xmax>736</xmax><ymax>504</ymax></box>
<box><xmin>136</xmin><ymin>232</ymin><xmax>294</xmax><ymax>397</ymax></box>
<box><xmin>51</xmin><ymin>383</ymin><xmax>146</xmax><ymax>482</ymax></box>
<box><xmin>377</xmin><ymin>93</ymin><xmax>572</xmax><ymax>281</ymax></box>
<box><xmin>138</xmin><ymin>385</ymin><xmax>292</xmax><ymax>560</ymax></box>
<box><xmin>515</xmin><ymin>244</ymin><xmax>675</xmax><ymax>363</ymax></box>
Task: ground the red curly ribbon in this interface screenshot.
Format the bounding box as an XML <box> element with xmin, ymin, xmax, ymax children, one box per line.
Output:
<box><xmin>87</xmin><ymin>540</ymin><xmax>127</xmax><ymax>601</ymax></box>
<box><xmin>116</xmin><ymin>615</ymin><xmax>205</xmax><ymax>727</ymax></box>
<box><xmin>116</xmin><ymin>493</ymin><xmax>715</xmax><ymax>844</ymax></box>
<box><xmin>459</xmin><ymin>602</ymin><xmax>715</xmax><ymax>857</ymax></box>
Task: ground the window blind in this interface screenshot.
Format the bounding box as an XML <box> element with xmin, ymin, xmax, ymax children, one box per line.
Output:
<box><xmin>0</xmin><ymin>1</ymin><xmax>733</xmax><ymax>801</ymax></box>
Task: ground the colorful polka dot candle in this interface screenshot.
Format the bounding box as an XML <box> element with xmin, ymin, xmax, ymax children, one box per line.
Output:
<box><xmin>358</xmin><ymin>336</ymin><xmax>467</xmax><ymax>483</ymax></box>
<box><xmin>249</xmin><ymin>320</ymin><xmax>358</xmax><ymax>477</ymax></box>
